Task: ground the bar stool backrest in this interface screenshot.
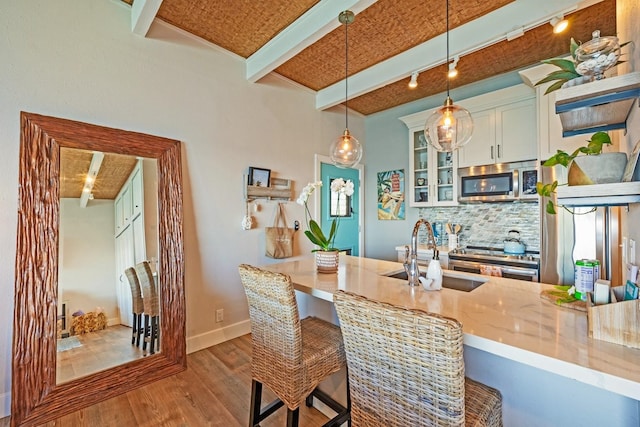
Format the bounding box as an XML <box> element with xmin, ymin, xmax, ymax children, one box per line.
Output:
<box><xmin>124</xmin><ymin>267</ymin><xmax>144</xmax><ymax>314</ymax></box>
<box><xmin>334</xmin><ymin>290</ymin><xmax>466</xmax><ymax>427</ymax></box>
<box><xmin>135</xmin><ymin>261</ymin><xmax>159</xmax><ymax>316</ymax></box>
<box><xmin>238</xmin><ymin>264</ymin><xmax>303</xmax><ymax>385</ymax></box>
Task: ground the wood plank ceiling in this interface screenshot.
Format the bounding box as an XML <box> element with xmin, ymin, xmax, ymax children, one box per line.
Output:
<box><xmin>126</xmin><ymin>0</ymin><xmax>617</xmax><ymax>115</ymax></box>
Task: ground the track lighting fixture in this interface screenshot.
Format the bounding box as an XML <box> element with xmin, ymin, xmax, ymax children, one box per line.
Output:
<box><xmin>408</xmin><ymin>72</ymin><xmax>419</xmax><ymax>89</ymax></box>
<box><xmin>447</xmin><ymin>55</ymin><xmax>460</xmax><ymax>78</ymax></box>
<box><xmin>550</xmin><ymin>15</ymin><xmax>568</xmax><ymax>34</ymax></box>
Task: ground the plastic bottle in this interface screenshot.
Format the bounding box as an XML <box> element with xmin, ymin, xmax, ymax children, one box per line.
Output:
<box><xmin>426</xmin><ymin>253</ymin><xmax>443</xmax><ymax>291</ymax></box>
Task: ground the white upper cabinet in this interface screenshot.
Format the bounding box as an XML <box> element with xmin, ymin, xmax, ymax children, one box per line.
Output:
<box><xmin>457</xmin><ymin>109</ymin><xmax>495</xmax><ymax>167</ymax></box>
<box><xmin>496</xmin><ymin>98</ymin><xmax>537</xmax><ymax>164</ymax></box>
<box><xmin>457</xmin><ymin>84</ymin><xmax>537</xmax><ymax>168</ymax></box>
<box><xmin>115</xmin><ymin>159</ymin><xmax>144</xmax><ymax>236</ymax></box>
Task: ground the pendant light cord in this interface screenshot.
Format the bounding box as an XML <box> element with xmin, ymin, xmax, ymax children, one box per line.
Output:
<box><xmin>345</xmin><ymin>16</ymin><xmax>349</xmax><ymax>130</ymax></box>
<box><xmin>446</xmin><ymin>0</ymin><xmax>450</xmax><ymax>97</ymax></box>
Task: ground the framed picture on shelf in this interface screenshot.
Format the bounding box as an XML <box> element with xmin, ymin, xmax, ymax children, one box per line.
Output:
<box><xmin>248</xmin><ymin>167</ymin><xmax>271</xmax><ymax>187</ymax></box>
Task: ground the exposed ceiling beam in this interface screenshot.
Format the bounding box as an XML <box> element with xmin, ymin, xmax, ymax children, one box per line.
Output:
<box><xmin>315</xmin><ymin>0</ymin><xmax>602</xmax><ymax>110</ymax></box>
<box><xmin>131</xmin><ymin>0</ymin><xmax>163</xmax><ymax>36</ymax></box>
<box><xmin>79</xmin><ymin>152</ymin><xmax>105</xmax><ymax>208</ymax></box>
<box><xmin>246</xmin><ymin>0</ymin><xmax>379</xmax><ymax>83</ymax></box>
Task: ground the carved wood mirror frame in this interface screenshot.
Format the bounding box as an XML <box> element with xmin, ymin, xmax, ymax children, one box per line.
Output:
<box><xmin>11</xmin><ymin>112</ymin><xmax>186</xmax><ymax>426</ymax></box>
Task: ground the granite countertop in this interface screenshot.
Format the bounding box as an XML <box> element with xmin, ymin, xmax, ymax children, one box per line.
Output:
<box><xmin>263</xmin><ymin>255</ymin><xmax>640</xmax><ymax>400</ymax></box>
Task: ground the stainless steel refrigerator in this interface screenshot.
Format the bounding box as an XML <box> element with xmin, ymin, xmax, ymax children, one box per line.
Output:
<box><xmin>539</xmin><ymin>163</ymin><xmax>622</xmax><ymax>285</ymax></box>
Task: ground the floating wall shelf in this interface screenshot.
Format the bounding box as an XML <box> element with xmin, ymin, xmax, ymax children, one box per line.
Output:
<box><xmin>245</xmin><ymin>177</ymin><xmax>292</xmax><ymax>201</ymax></box>
<box><xmin>557</xmin><ymin>181</ymin><xmax>640</xmax><ymax>207</ymax></box>
<box><xmin>555</xmin><ymin>72</ymin><xmax>640</xmax><ymax>137</ymax></box>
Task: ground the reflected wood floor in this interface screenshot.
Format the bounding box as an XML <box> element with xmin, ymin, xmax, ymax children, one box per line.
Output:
<box><xmin>57</xmin><ymin>325</ymin><xmax>146</xmax><ymax>383</ymax></box>
<box><xmin>1</xmin><ymin>334</ymin><xmax>330</xmax><ymax>426</ymax></box>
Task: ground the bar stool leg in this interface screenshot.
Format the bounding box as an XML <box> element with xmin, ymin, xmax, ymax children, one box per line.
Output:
<box><xmin>131</xmin><ymin>313</ymin><xmax>136</xmax><ymax>345</ymax></box>
<box><xmin>249</xmin><ymin>380</ymin><xmax>262</xmax><ymax>427</ymax></box>
<box><xmin>149</xmin><ymin>316</ymin><xmax>158</xmax><ymax>355</ymax></box>
<box><xmin>143</xmin><ymin>314</ymin><xmax>150</xmax><ymax>351</ymax></box>
<box><xmin>136</xmin><ymin>313</ymin><xmax>143</xmax><ymax>347</ymax></box>
<box><xmin>286</xmin><ymin>408</ymin><xmax>299</xmax><ymax>427</ymax></box>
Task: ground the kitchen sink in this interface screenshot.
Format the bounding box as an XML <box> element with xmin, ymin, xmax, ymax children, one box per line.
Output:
<box><xmin>384</xmin><ymin>271</ymin><xmax>487</xmax><ymax>292</ymax></box>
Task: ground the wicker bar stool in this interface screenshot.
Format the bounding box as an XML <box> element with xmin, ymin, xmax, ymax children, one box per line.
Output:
<box><xmin>124</xmin><ymin>267</ymin><xmax>145</xmax><ymax>347</ymax></box>
<box><xmin>333</xmin><ymin>290</ymin><xmax>502</xmax><ymax>427</ymax></box>
<box><xmin>135</xmin><ymin>261</ymin><xmax>160</xmax><ymax>355</ymax></box>
<box><xmin>238</xmin><ymin>264</ymin><xmax>350</xmax><ymax>427</ymax></box>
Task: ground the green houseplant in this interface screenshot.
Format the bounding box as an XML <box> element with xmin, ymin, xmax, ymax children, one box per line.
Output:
<box><xmin>296</xmin><ymin>178</ymin><xmax>354</xmax><ymax>251</ymax></box>
<box><xmin>536</xmin><ymin>131</ymin><xmax>615</xmax><ymax>214</ymax></box>
<box><xmin>535</xmin><ymin>36</ymin><xmax>630</xmax><ymax>94</ymax></box>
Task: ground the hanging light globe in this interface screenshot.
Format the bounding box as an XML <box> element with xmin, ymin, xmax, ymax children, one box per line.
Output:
<box><xmin>424</xmin><ymin>97</ymin><xmax>473</xmax><ymax>153</ymax></box>
<box><xmin>330</xmin><ymin>129</ymin><xmax>362</xmax><ymax>168</ymax></box>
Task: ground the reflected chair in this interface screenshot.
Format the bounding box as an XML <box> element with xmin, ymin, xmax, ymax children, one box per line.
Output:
<box><xmin>333</xmin><ymin>290</ymin><xmax>503</xmax><ymax>427</ymax></box>
<box><xmin>238</xmin><ymin>264</ymin><xmax>350</xmax><ymax>427</ymax></box>
<box><xmin>124</xmin><ymin>267</ymin><xmax>145</xmax><ymax>347</ymax></box>
<box><xmin>135</xmin><ymin>261</ymin><xmax>160</xmax><ymax>355</ymax></box>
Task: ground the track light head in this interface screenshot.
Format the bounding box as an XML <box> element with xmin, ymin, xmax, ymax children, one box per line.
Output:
<box><xmin>408</xmin><ymin>72</ymin><xmax>419</xmax><ymax>89</ymax></box>
<box><xmin>550</xmin><ymin>15</ymin><xmax>568</xmax><ymax>34</ymax></box>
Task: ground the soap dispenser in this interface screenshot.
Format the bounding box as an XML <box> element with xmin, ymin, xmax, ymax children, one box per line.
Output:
<box><xmin>426</xmin><ymin>251</ymin><xmax>443</xmax><ymax>291</ymax></box>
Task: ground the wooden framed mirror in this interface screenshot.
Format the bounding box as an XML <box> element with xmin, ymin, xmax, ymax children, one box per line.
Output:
<box><xmin>11</xmin><ymin>112</ymin><xmax>186</xmax><ymax>426</ymax></box>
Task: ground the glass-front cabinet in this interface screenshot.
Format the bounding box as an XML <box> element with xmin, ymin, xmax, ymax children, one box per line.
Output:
<box><xmin>409</xmin><ymin>128</ymin><xmax>458</xmax><ymax>207</ymax></box>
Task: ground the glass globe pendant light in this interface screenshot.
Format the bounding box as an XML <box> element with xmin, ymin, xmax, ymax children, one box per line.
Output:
<box><xmin>330</xmin><ymin>10</ymin><xmax>363</xmax><ymax>168</ymax></box>
<box><xmin>424</xmin><ymin>0</ymin><xmax>473</xmax><ymax>152</ymax></box>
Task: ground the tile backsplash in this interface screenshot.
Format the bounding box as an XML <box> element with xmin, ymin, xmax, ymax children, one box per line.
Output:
<box><xmin>418</xmin><ymin>202</ymin><xmax>540</xmax><ymax>252</ymax></box>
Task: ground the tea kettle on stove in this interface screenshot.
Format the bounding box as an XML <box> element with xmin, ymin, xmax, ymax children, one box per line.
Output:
<box><xmin>503</xmin><ymin>230</ymin><xmax>526</xmax><ymax>254</ymax></box>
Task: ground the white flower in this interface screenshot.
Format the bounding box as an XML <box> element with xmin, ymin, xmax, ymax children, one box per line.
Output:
<box><xmin>296</xmin><ymin>181</ymin><xmax>322</xmax><ymax>205</ymax></box>
<box><xmin>330</xmin><ymin>178</ymin><xmax>345</xmax><ymax>193</ymax></box>
<box><xmin>343</xmin><ymin>180</ymin><xmax>355</xmax><ymax>196</ymax></box>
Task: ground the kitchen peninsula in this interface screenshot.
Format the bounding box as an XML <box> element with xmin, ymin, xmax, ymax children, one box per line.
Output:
<box><xmin>264</xmin><ymin>255</ymin><xmax>640</xmax><ymax>427</ymax></box>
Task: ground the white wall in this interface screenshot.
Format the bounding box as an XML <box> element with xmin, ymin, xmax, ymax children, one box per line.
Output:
<box><xmin>59</xmin><ymin>199</ymin><xmax>118</xmax><ymax>323</ymax></box>
<box><xmin>0</xmin><ymin>0</ymin><xmax>364</xmax><ymax>416</ymax></box>
<box><xmin>618</xmin><ymin>0</ymin><xmax>640</xmax><ymax>268</ymax></box>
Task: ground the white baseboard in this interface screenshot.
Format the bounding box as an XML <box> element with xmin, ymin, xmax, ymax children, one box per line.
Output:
<box><xmin>1</xmin><ymin>390</ymin><xmax>10</xmax><ymax>418</ymax></box>
<box><xmin>186</xmin><ymin>320</ymin><xmax>251</xmax><ymax>354</ymax></box>
<box><xmin>108</xmin><ymin>317</ymin><xmax>120</xmax><ymax>327</ymax></box>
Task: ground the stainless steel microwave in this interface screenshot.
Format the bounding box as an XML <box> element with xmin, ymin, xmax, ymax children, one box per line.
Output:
<box><xmin>458</xmin><ymin>160</ymin><xmax>538</xmax><ymax>203</ymax></box>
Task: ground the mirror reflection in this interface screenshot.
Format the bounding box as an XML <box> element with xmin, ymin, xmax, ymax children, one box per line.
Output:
<box><xmin>57</xmin><ymin>148</ymin><xmax>159</xmax><ymax>384</ymax></box>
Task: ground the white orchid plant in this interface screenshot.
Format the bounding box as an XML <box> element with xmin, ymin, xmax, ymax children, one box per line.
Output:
<box><xmin>297</xmin><ymin>178</ymin><xmax>354</xmax><ymax>252</ymax></box>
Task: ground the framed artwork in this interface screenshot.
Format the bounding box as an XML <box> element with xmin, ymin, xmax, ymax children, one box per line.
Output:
<box><xmin>248</xmin><ymin>167</ymin><xmax>271</xmax><ymax>187</ymax></box>
<box><xmin>623</xmin><ymin>140</ymin><xmax>640</xmax><ymax>182</ymax></box>
<box><xmin>377</xmin><ymin>169</ymin><xmax>405</xmax><ymax>220</ymax></box>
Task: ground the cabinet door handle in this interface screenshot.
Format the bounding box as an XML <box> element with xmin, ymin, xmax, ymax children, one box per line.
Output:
<box><xmin>497</xmin><ymin>144</ymin><xmax>501</xmax><ymax>158</ymax></box>
<box><xmin>490</xmin><ymin>146</ymin><xmax>494</xmax><ymax>160</ymax></box>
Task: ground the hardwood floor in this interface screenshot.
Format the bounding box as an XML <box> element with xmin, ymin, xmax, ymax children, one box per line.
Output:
<box><xmin>2</xmin><ymin>334</ymin><xmax>331</xmax><ymax>426</ymax></box>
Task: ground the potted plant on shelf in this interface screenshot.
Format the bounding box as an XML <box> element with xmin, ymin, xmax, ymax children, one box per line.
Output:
<box><xmin>536</xmin><ymin>131</ymin><xmax>627</xmax><ymax>214</ymax></box>
<box><xmin>297</xmin><ymin>178</ymin><xmax>354</xmax><ymax>273</ymax></box>
<box><xmin>535</xmin><ymin>31</ymin><xmax>629</xmax><ymax>95</ymax></box>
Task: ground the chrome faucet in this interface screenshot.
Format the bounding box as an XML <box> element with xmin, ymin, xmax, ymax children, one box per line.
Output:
<box><xmin>403</xmin><ymin>219</ymin><xmax>438</xmax><ymax>286</ymax></box>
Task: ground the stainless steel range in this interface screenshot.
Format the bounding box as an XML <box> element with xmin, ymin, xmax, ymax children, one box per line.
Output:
<box><xmin>448</xmin><ymin>245</ymin><xmax>540</xmax><ymax>282</ymax></box>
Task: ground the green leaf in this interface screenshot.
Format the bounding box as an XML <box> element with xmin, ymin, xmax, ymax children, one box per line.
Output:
<box><xmin>570</xmin><ymin>38</ymin><xmax>579</xmax><ymax>59</ymax></box>
<box><xmin>546</xmin><ymin>200</ymin><xmax>557</xmax><ymax>215</ymax></box>
<box><xmin>327</xmin><ymin>219</ymin><xmax>337</xmax><ymax>245</ymax></box>
<box><xmin>540</xmin><ymin>58</ymin><xmax>577</xmax><ymax>73</ymax></box>
<box><xmin>308</xmin><ymin>220</ymin><xmax>328</xmax><ymax>247</ymax></box>
<box><xmin>304</xmin><ymin>230</ymin><xmax>325</xmax><ymax>248</ymax></box>
<box><xmin>543</xmin><ymin>80</ymin><xmax>568</xmax><ymax>95</ymax></box>
<box><xmin>536</xmin><ymin>71</ymin><xmax>580</xmax><ymax>86</ymax></box>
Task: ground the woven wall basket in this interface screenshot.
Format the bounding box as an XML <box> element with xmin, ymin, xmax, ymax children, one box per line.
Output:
<box><xmin>316</xmin><ymin>250</ymin><xmax>339</xmax><ymax>273</ymax></box>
